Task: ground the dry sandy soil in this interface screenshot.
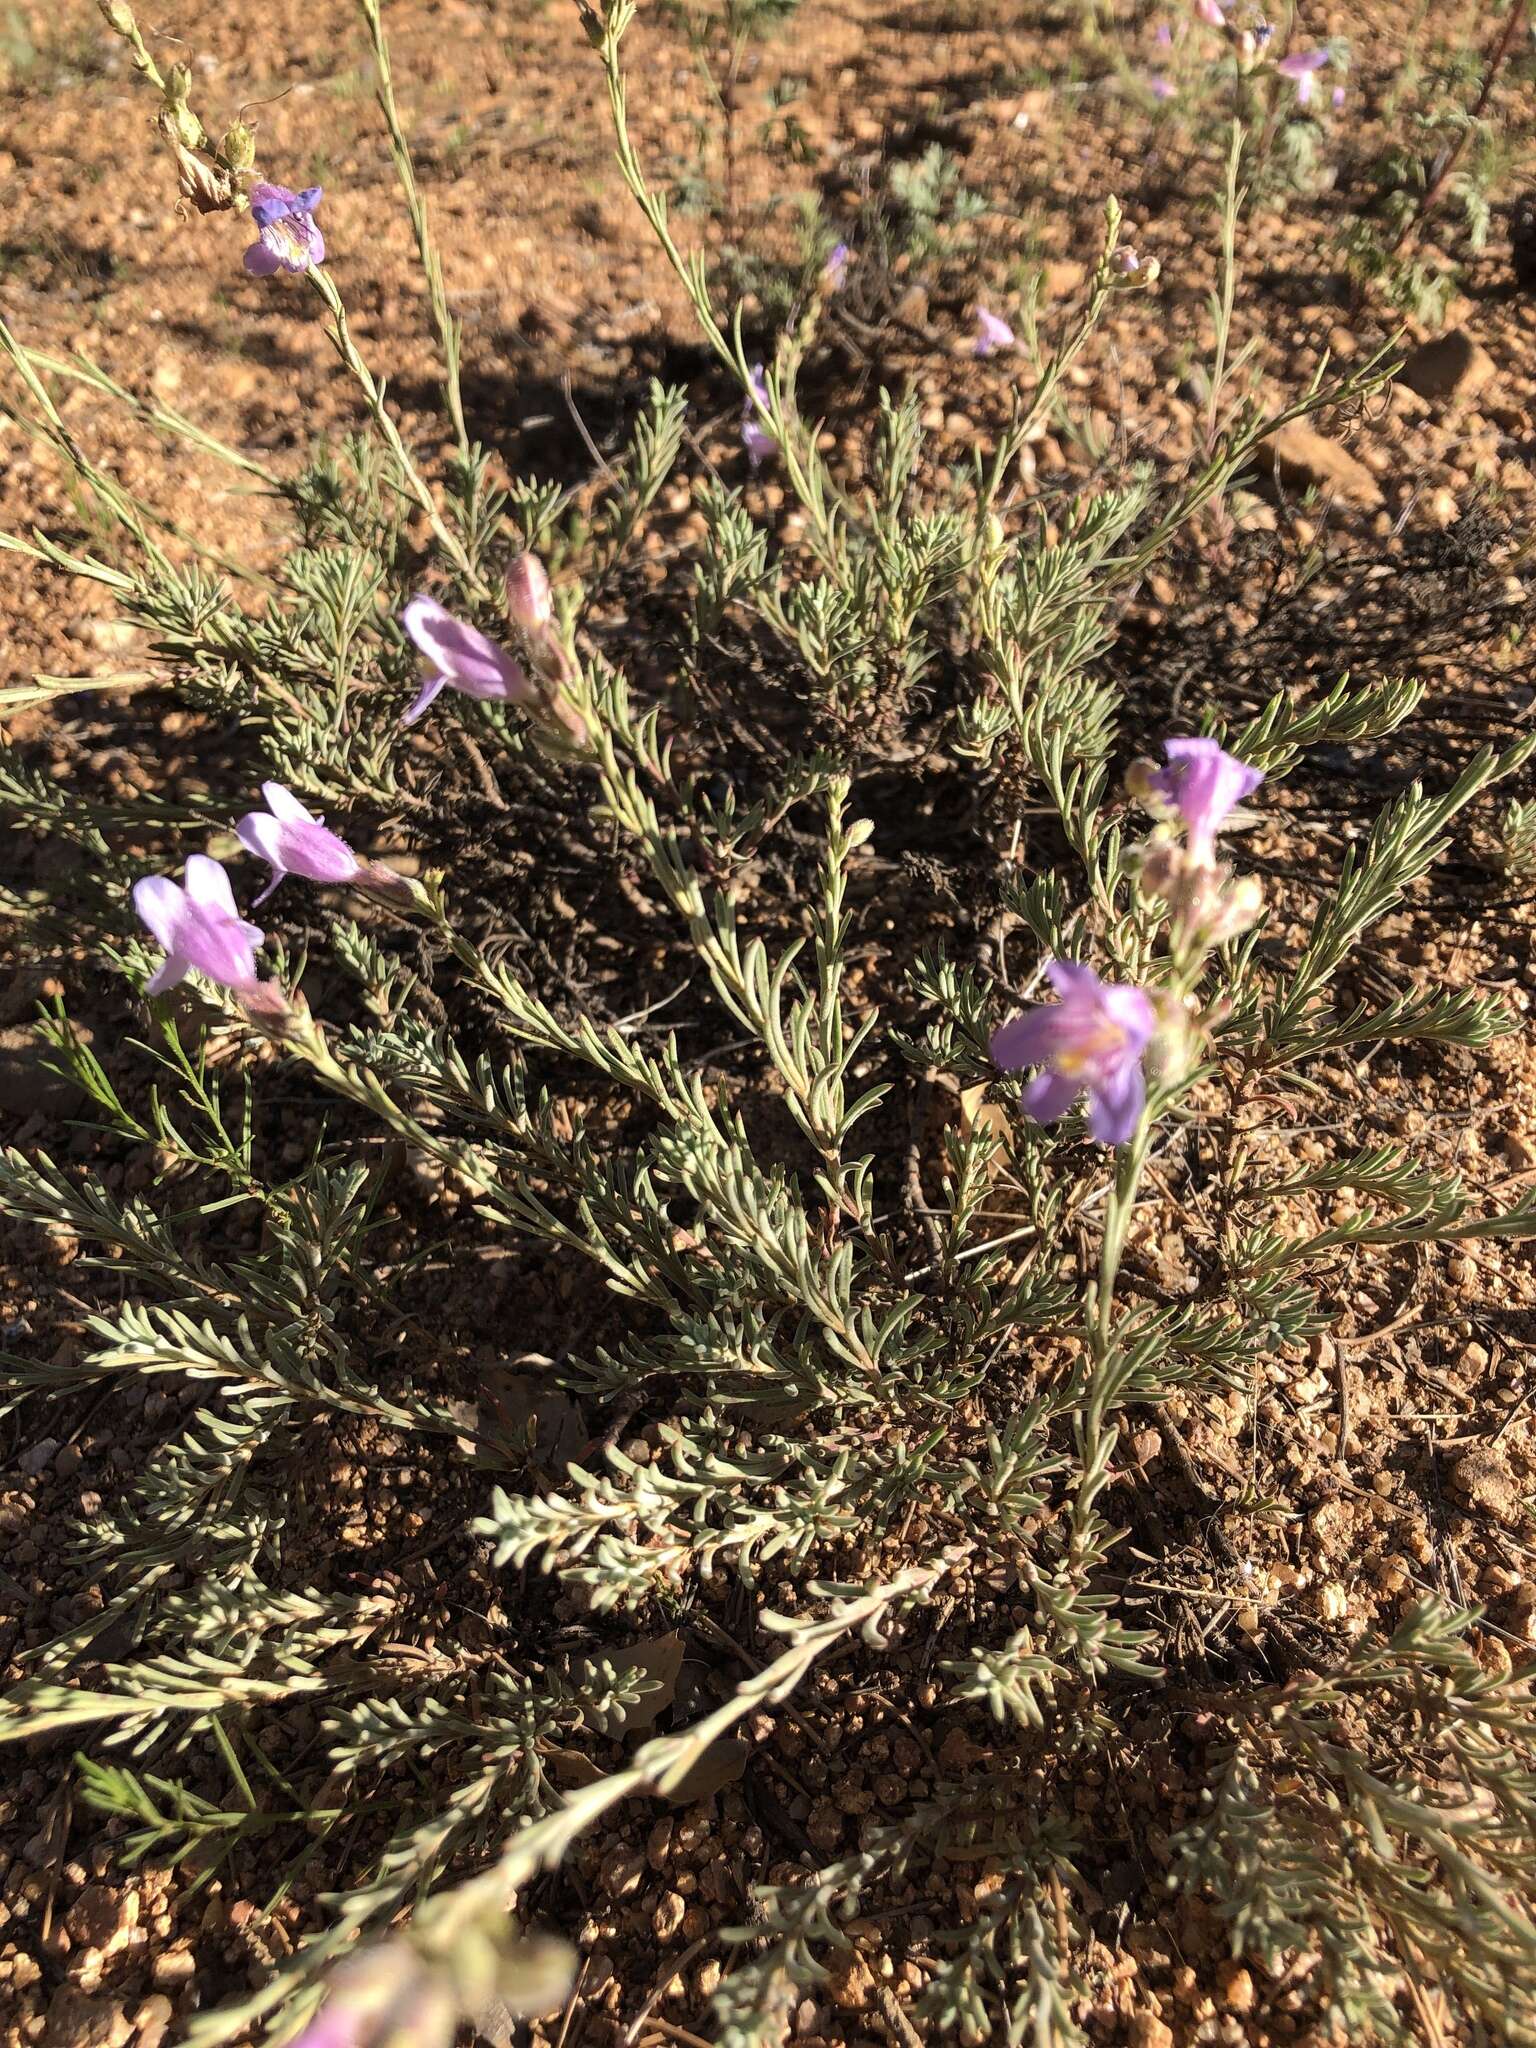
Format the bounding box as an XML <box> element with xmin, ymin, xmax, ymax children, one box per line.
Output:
<box><xmin>2</xmin><ymin>0</ymin><xmax>1536</xmax><ymax>2043</ymax></box>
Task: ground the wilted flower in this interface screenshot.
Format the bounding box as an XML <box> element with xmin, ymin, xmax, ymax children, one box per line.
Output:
<box><xmin>244</xmin><ymin>182</ymin><xmax>325</xmax><ymax>276</ymax></box>
<box><xmin>1277</xmin><ymin>47</ymin><xmax>1329</xmax><ymax>104</ymax></box>
<box><xmin>133</xmin><ymin>855</ymin><xmax>264</xmax><ymax>996</ymax></box>
<box><xmin>1131</xmin><ymin>736</ymin><xmax>1263</xmax><ymax>862</ymax></box>
<box><xmin>974</xmin><ymin>306</ymin><xmax>1015</xmax><ymax>356</ymax></box>
<box><xmin>400</xmin><ymin>595</ymin><xmax>535</xmax><ymax>726</ymax></box>
<box><xmin>742</xmin><ymin>364</ymin><xmax>776</xmax><ymax>468</ymax></box>
<box><xmin>991</xmin><ymin>961</ymin><xmax>1156</xmax><ymax>1145</ymax></box>
<box><xmin>824</xmin><ymin>241</ymin><xmax>850</xmax><ymax>291</ymax></box>
<box><xmin>236</xmin><ymin>783</ymin><xmax>365</xmax><ymax>905</ymax></box>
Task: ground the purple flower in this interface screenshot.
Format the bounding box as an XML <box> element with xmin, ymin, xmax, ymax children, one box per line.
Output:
<box><xmin>288</xmin><ymin>2011</ymin><xmax>359</xmax><ymax>2048</ymax></box>
<box><xmin>1277</xmin><ymin>47</ymin><xmax>1329</xmax><ymax>104</ymax></box>
<box><xmin>824</xmin><ymin>242</ymin><xmax>850</xmax><ymax>291</ymax></box>
<box><xmin>400</xmin><ymin>595</ymin><xmax>533</xmax><ymax>726</ymax></box>
<box><xmin>236</xmin><ymin>782</ymin><xmax>363</xmax><ymax>906</ymax></box>
<box><xmin>1146</xmin><ymin>737</ymin><xmax>1263</xmax><ymax>861</ymax></box>
<box><xmin>244</xmin><ymin>182</ymin><xmax>324</xmax><ymax>276</ymax></box>
<box><xmin>133</xmin><ymin>855</ymin><xmax>264</xmax><ymax>996</ymax></box>
<box><xmin>974</xmin><ymin>306</ymin><xmax>1015</xmax><ymax>357</ymax></box>
<box><xmin>1112</xmin><ymin>247</ymin><xmax>1142</xmax><ymax>274</ymax></box>
<box><xmin>1331</xmin><ymin>82</ymin><xmax>1346</xmax><ymax>110</ymax></box>
<box><xmin>991</xmin><ymin>962</ymin><xmax>1156</xmax><ymax>1145</ymax></box>
<box><xmin>1149</xmin><ymin>72</ymin><xmax>1176</xmax><ymax>100</ymax></box>
<box><xmin>1154</xmin><ymin>21</ymin><xmax>1174</xmax><ymax>46</ymax></box>
<box><xmin>742</xmin><ymin>365</ymin><xmax>776</xmax><ymax>468</ymax></box>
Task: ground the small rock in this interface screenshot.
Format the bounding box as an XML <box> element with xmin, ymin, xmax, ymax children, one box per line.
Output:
<box><xmin>826</xmin><ymin>1949</ymin><xmax>877</xmax><ymax>2011</ymax></box>
<box><xmin>131</xmin><ymin>1997</ymin><xmax>173</xmax><ymax>2048</ymax></box>
<box><xmin>65</xmin><ymin>1885</ymin><xmax>136</xmax><ymax>1954</ymax></box>
<box><xmin>1218</xmin><ymin>1965</ymin><xmax>1255</xmax><ymax>2014</ymax></box>
<box><xmin>84</xmin><ymin>618</ymin><xmax>141</xmax><ymax>656</ymax></box>
<box><xmin>1450</xmin><ymin>1447</ymin><xmax>1524</xmax><ymax>1526</ymax></box>
<box><xmin>652</xmin><ymin>1890</ymin><xmax>686</xmax><ymax>1942</ymax></box>
<box><xmin>1256</xmin><ymin>422</ymin><xmax>1382</xmax><ymax>508</ymax></box>
<box><xmin>1503</xmin><ymin>1129</ymin><xmax>1536</xmax><ymax>1173</ymax></box>
<box><xmin>1130</xmin><ymin>2016</ymin><xmax>1173</xmax><ymax>2048</ymax></box>
<box><xmin>43</xmin><ymin>1988</ymin><xmax>130</xmax><ymax>2048</ymax></box>
<box><xmin>599</xmin><ymin>1845</ymin><xmax>645</xmax><ymax>1899</ymax></box>
<box><xmin>1044</xmin><ymin>258</ymin><xmax>1085</xmax><ymax>296</ymax></box>
<box><xmin>1398</xmin><ymin>329</ymin><xmax>1495</xmax><ymax>404</ymax></box>
<box><xmin>892</xmin><ymin>283</ymin><xmax>930</xmax><ymax>326</ymax></box>
<box><xmin>150</xmin><ymin>1949</ymin><xmax>195</xmax><ymax>1989</ymax></box>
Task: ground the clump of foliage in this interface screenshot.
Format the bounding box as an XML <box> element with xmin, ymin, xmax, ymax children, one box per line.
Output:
<box><xmin>3</xmin><ymin>2</ymin><xmax>1536</xmax><ymax>2044</ymax></box>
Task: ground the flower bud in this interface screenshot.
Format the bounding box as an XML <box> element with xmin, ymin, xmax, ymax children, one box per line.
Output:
<box><xmin>506</xmin><ymin>552</ymin><xmax>554</xmax><ymax>636</ymax></box>
<box><xmin>220</xmin><ymin>120</ymin><xmax>257</xmax><ymax>174</ymax></box>
<box><xmin>161</xmin><ymin>69</ymin><xmax>205</xmax><ymax>150</ymax></box>
<box><xmin>97</xmin><ymin>0</ymin><xmax>137</xmax><ymax>34</ymax></box>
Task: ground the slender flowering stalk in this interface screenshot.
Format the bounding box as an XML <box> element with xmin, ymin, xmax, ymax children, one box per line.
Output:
<box><xmin>991</xmin><ymin>962</ymin><xmax>1156</xmax><ymax>1145</ymax></box>
<box><xmin>244</xmin><ymin>183</ymin><xmax>324</xmax><ymax>276</ymax></box>
<box><xmin>132</xmin><ymin>855</ymin><xmax>265</xmax><ymax>995</ymax></box>
<box><xmin>741</xmin><ymin>364</ymin><xmax>776</xmax><ymax>468</ymax></box>
<box><xmin>400</xmin><ymin>596</ymin><xmax>534</xmax><ymax>726</ymax></box>
<box><xmin>973</xmin><ymin>306</ymin><xmax>1016</xmax><ymax>357</ymax></box>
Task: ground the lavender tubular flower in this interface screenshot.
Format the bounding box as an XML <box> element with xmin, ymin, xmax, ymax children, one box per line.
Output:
<box><xmin>236</xmin><ymin>783</ymin><xmax>363</xmax><ymax>904</ymax></box>
<box><xmin>1135</xmin><ymin>736</ymin><xmax>1263</xmax><ymax>861</ymax></box>
<box><xmin>991</xmin><ymin>961</ymin><xmax>1156</xmax><ymax>1145</ymax></box>
<box><xmin>973</xmin><ymin>306</ymin><xmax>1016</xmax><ymax>356</ymax></box>
<box><xmin>400</xmin><ymin>596</ymin><xmax>534</xmax><ymax>726</ymax></box>
<box><xmin>741</xmin><ymin>364</ymin><xmax>776</xmax><ymax>468</ymax></box>
<box><xmin>1276</xmin><ymin>48</ymin><xmax>1329</xmax><ymax>104</ymax></box>
<box><xmin>133</xmin><ymin>855</ymin><xmax>265</xmax><ymax>995</ymax></box>
<box><xmin>244</xmin><ymin>182</ymin><xmax>324</xmax><ymax>276</ymax></box>
<box><xmin>824</xmin><ymin>241</ymin><xmax>850</xmax><ymax>291</ymax></box>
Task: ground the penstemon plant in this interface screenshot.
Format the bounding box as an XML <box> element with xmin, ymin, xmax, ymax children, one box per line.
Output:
<box><xmin>3</xmin><ymin>2</ymin><xmax>1536</xmax><ymax>2044</ymax></box>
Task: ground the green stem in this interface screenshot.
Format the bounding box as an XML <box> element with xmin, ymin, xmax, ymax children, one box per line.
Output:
<box><xmin>306</xmin><ymin>268</ymin><xmax>478</xmax><ymax>586</ymax></box>
<box><xmin>357</xmin><ymin>0</ymin><xmax>470</xmax><ymax>461</ymax></box>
